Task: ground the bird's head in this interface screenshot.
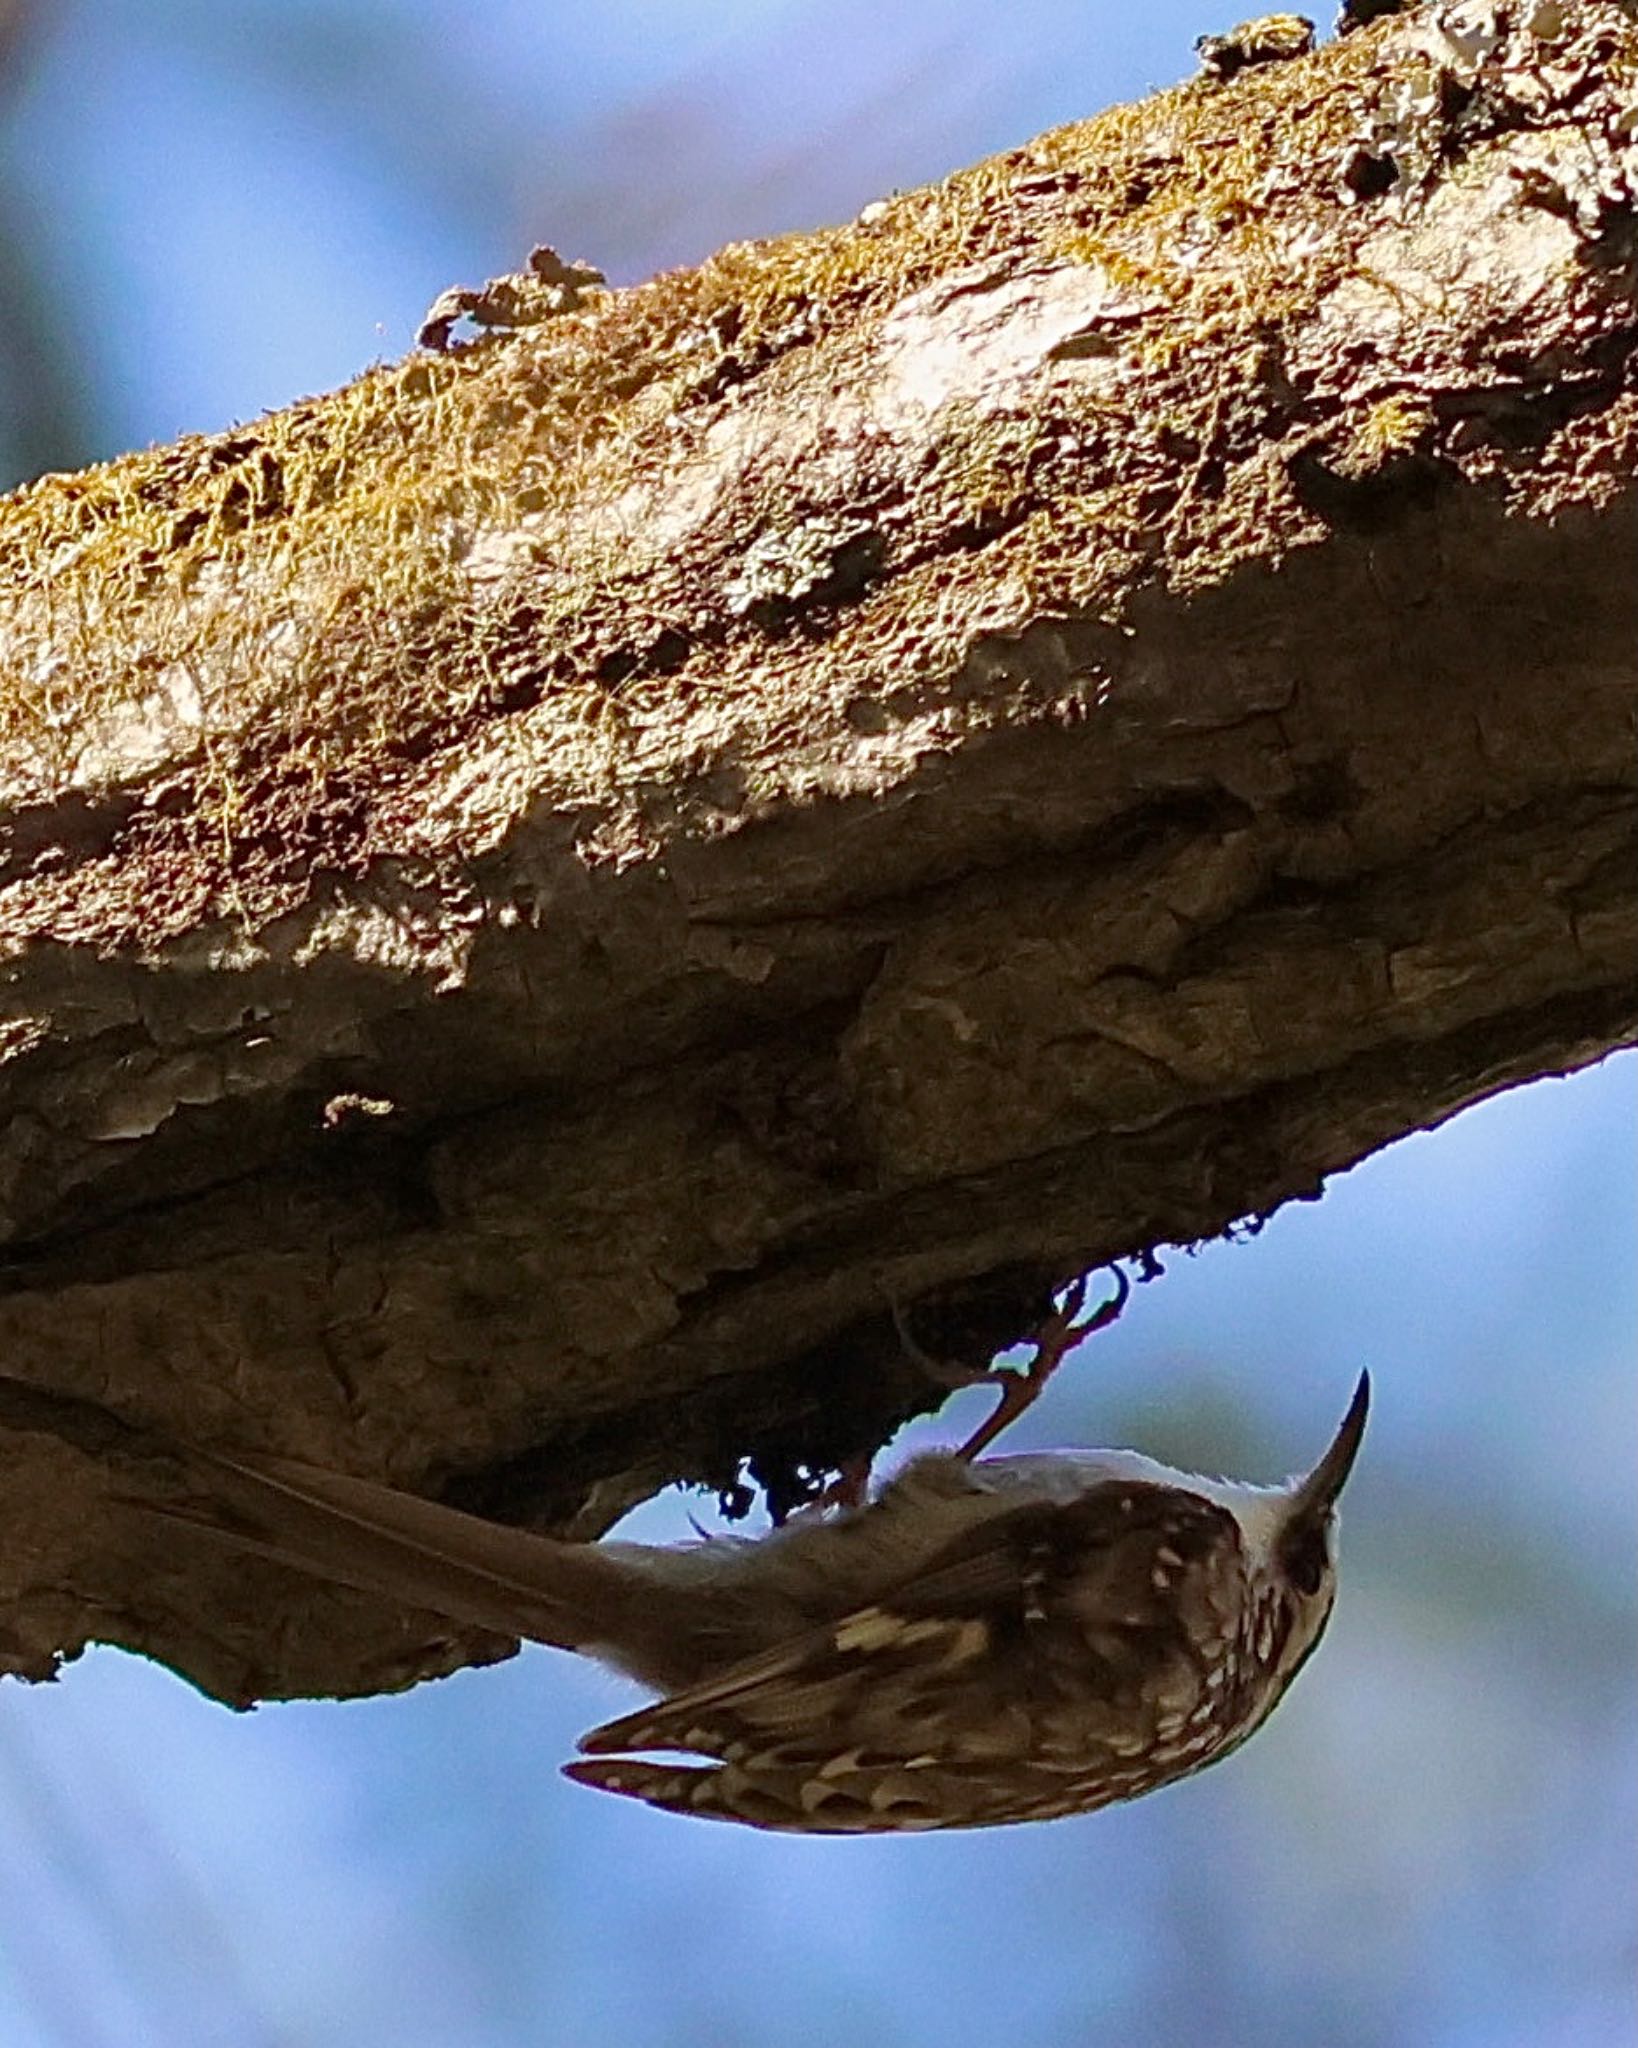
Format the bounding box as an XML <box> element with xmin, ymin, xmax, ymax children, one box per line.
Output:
<box><xmin>1207</xmin><ymin>1369</ymin><xmax>1371</xmax><ymax>1702</ymax></box>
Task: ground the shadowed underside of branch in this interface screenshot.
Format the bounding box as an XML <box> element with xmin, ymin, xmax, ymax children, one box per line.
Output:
<box><xmin>0</xmin><ymin>3</ymin><xmax>1634</xmax><ymax>1705</ymax></box>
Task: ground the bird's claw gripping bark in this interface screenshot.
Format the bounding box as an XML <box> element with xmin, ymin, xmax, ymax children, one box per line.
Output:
<box><xmin>951</xmin><ymin>1265</ymin><xmax>1132</xmax><ymax>1461</ymax></box>
<box><xmin>802</xmin><ymin>1267</ymin><xmax>1134</xmax><ymax>1515</ymax></box>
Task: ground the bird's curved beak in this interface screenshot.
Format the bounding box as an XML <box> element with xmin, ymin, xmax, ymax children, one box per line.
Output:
<box><xmin>1292</xmin><ymin>1370</ymin><xmax>1371</xmax><ymax>1517</ymax></box>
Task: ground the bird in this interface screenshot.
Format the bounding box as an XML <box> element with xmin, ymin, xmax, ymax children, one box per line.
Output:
<box><xmin>30</xmin><ymin>1311</ymin><xmax>1368</xmax><ymax>1835</ymax></box>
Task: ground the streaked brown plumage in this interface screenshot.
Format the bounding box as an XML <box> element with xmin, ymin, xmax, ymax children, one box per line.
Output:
<box><xmin>1</xmin><ymin>1361</ymin><xmax>1368</xmax><ymax>1833</ymax></box>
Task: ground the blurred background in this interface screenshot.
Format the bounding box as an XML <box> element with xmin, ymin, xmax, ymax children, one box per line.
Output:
<box><xmin>0</xmin><ymin>3</ymin><xmax>1632</xmax><ymax>2044</ymax></box>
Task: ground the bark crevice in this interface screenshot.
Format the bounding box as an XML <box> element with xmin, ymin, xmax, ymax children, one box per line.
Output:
<box><xmin>0</xmin><ymin>3</ymin><xmax>1634</xmax><ymax>1702</ymax></box>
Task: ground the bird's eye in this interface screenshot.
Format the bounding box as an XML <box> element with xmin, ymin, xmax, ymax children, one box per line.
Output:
<box><xmin>1282</xmin><ymin>1522</ymin><xmax>1330</xmax><ymax>1598</ymax></box>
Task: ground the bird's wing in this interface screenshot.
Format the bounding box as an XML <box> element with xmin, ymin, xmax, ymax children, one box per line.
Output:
<box><xmin>567</xmin><ymin>1479</ymin><xmax>1242</xmax><ymax>1832</ymax></box>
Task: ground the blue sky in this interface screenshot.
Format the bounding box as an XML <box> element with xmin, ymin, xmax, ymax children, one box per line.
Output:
<box><xmin>0</xmin><ymin>6</ymin><xmax>1632</xmax><ymax>2045</ymax></box>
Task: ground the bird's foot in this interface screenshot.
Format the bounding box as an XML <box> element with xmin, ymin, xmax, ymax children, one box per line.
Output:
<box><xmin>800</xmin><ymin>1265</ymin><xmax>1132</xmax><ymax>1517</ymax></box>
<box><xmin>951</xmin><ymin>1266</ymin><xmax>1132</xmax><ymax>1461</ymax></box>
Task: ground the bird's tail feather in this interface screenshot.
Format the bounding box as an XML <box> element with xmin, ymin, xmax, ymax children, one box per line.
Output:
<box><xmin>145</xmin><ymin>1443</ymin><xmax>631</xmax><ymax>1653</ymax></box>
<box><xmin>0</xmin><ymin>1370</ymin><xmax>626</xmax><ymax>1653</ymax></box>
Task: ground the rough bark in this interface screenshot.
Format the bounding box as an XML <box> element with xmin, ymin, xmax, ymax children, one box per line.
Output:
<box><xmin>0</xmin><ymin>3</ymin><xmax>1634</xmax><ymax>1705</ymax></box>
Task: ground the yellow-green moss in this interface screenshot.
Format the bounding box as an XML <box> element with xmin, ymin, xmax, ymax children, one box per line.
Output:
<box><xmin>2</xmin><ymin>3</ymin><xmax>1628</xmax><ymax>942</ymax></box>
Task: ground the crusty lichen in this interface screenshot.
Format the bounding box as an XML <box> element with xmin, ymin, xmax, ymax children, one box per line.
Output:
<box><xmin>1</xmin><ymin>3</ymin><xmax>1633</xmax><ymax>945</ymax></box>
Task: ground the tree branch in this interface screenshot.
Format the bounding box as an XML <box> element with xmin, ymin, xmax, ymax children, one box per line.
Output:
<box><xmin>1</xmin><ymin>3</ymin><xmax>1634</xmax><ymax>1702</ymax></box>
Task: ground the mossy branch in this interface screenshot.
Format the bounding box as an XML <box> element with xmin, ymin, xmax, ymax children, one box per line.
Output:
<box><xmin>0</xmin><ymin>3</ymin><xmax>1634</xmax><ymax>1703</ymax></box>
